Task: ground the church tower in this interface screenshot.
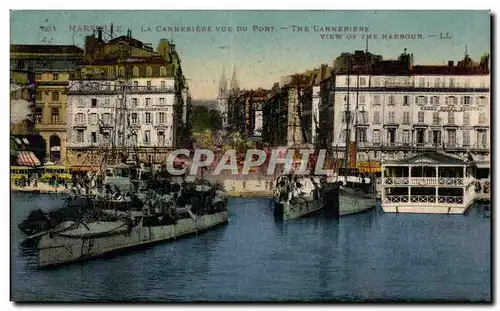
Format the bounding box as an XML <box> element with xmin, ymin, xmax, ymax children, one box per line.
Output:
<box><xmin>217</xmin><ymin>66</ymin><xmax>229</xmax><ymax>128</ymax></box>
<box><xmin>229</xmin><ymin>66</ymin><xmax>239</xmax><ymax>94</ymax></box>
<box><xmin>218</xmin><ymin>66</ymin><xmax>228</xmax><ymax>98</ymax></box>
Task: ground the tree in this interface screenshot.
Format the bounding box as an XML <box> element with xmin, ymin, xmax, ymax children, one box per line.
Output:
<box><xmin>192</xmin><ymin>105</ymin><xmax>223</xmax><ymax>132</ymax></box>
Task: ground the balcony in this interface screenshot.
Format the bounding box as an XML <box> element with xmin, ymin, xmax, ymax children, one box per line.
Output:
<box><xmin>383</xmin><ymin>195</ymin><xmax>464</xmax><ymax>205</ymax></box>
<box><xmin>35</xmin><ymin>122</ymin><xmax>66</xmax><ymax>131</ymax></box>
<box><xmin>68</xmin><ymin>84</ymin><xmax>175</xmax><ymax>95</ymax></box>
<box><xmin>383</xmin><ymin>177</ymin><xmax>466</xmax><ymax>186</ymax></box>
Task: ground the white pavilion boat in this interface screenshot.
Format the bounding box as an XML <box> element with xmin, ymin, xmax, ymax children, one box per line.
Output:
<box><xmin>380</xmin><ymin>151</ymin><xmax>476</xmax><ymax>214</ymax></box>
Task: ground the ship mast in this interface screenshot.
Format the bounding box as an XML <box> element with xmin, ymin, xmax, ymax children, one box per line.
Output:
<box><xmin>343</xmin><ymin>61</ymin><xmax>351</xmax><ymax>172</ymax></box>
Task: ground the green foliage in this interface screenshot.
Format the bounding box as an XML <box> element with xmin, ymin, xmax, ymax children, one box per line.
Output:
<box><xmin>192</xmin><ymin>106</ymin><xmax>222</xmax><ymax>132</ymax></box>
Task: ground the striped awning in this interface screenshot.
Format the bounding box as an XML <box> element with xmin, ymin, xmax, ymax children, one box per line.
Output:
<box><xmin>16</xmin><ymin>151</ymin><xmax>41</xmax><ymax>167</ymax></box>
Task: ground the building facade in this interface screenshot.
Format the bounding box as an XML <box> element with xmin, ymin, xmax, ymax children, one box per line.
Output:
<box><xmin>10</xmin><ymin>44</ymin><xmax>84</xmax><ymax>164</ymax></box>
<box><xmin>319</xmin><ymin>52</ymin><xmax>490</xmax><ymax>176</ymax></box>
<box><xmin>66</xmin><ymin>30</ymin><xmax>188</xmax><ymax>170</ymax></box>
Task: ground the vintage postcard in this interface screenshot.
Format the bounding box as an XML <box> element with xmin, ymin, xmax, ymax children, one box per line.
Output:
<box><xmin>10</xmin><ymin>10</ymin><xmax>491</xmax><ymax>302</ymax></box>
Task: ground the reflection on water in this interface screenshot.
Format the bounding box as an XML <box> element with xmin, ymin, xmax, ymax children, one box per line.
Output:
<box><xmin>11</xmin><ymin>193</ymin><xmax>490</xmax><ymax>302</ymax></box>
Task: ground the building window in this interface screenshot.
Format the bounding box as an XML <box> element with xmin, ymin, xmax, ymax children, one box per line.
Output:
<box><xmin>131</xmin><ymin>113</ymin><xmax>138</xmax><ymax>124</ymax></box>
<box><xmin>132</xmin><ymin>81</ymin><xmax>138</xmax><ymax>90</ymax></box>
<box><xmin>51</xmin><ymin>91</ymin><xmax>59</xmax><ymax>102</ymax></box>
<box><xmin>373</xmin><ymin>111</ymin><xmax>380</xmax><ymax>124</ymax></box>
<box><xmin>147</xmin><ymin>81</ymin><xmax>152</xmax><ymax>90</ymax></box>
<box><xmin>419</xmin><ymin>78</ymin><xmax>425</xmax><ymax>87</ymax></box>
<box><xmin>445</xmin><ymin>96</ymin><xmax>457</xmax><ymax>106</ymax></box>
<box><xmin>388</xmin><ymin>95</ymin><xmax>395</xmax><ymax>106</ymax></box>
<box><xmin>416</xmin><ymin>129</ymin><xmax>425</xmax><ymax>144</ymax></box>
<box><xmin>447</xmin><ymin>111</ymin><xmax>455</xmax><ymax>124</ymax></box>
<box><xmin>432</xmin><ymin>112</ymin><xmax>439</xmax><ymax>125</ymax></box>
<box><xmin>145</xmin><ymin>112</ymin><xmax>151</xmax><ymax>124</ymax></box>
<box><xmin>434</xmin><ymin>78</ymin><xmax>441</xmax><ymax>87</ymax></box>
<box><xmin>477</xmin><ymin>96</ymin><xmax>487</xmax><ymax>106</ymax></box>
<box><xmin>158</xmin><ymin>131</ymin><xmax>165</xmax><ymax>145</ymax></box>
<box><xmin>463</xmin><ymin>112</ymin><xmax>470</xmax><ymax>125</ymax></box>
<box><xmin>418</xmin><ymin>96</ymin><xmax>428</xmax><ymax>105</ymax></box>
<box><xmin>91</xmin><ymin>132</ymin><xmax>97</xmax><ymax>144</ymax></box>
<box><xmin>35</xmin><ymin>108</ymin><xmax>42</xmax><ymax>123</ymax></box>
<box><xmin>103</xmin><ymin>113</ymin><xmax>111</xmax><ymax>125</ymax></box>
<box><xmin>53</xmin><ymin>73</ymin><xmax>59</xmax><ymax>81</ymax></box>
<box><xmin>418</xmin><ymin>111</ymin><xmax>425</xmax><ymax>123</ymax></box>
<box><xmin>373</xmin><ymin>95</ymin><xmax>380</xmax><ymax>106</ymax></box>
<box><xmin>91</xmin><ymin>98</ymin><xmax>97</xmax><ymax>107</ymax></box>
<box><xmin>159</xmin><ymin>112</ymin><xmax>165</xmax><ymax>124</ymax></box>
<box><xmin>463</xmin><ymin>130</ymin><xmax>470</xmax><ymax>146</ymax></box>
<box><xmin>160</xmin><ymin>66</ymin><xmax>167</xmax><ymax>77</ymax></box>
<box><xmin>478</xmin><ymin>112</ymin><xmax>487</xmax><ymax>124</ymax></box>
<box><xmin>103</xmin><ymin>98</ymin><xmax>110</xmax><ymax>107</ymax></box>
<box><xmin>51</xmin><ymin>108</ymin><xmax>59</xmax><ymax>124</ymax></box>
<box><xmin>358</xmin><ymin>111</ymin><xmax>367</xmax><ymax>124</ymax></box>
<box><xmin>373</xmin><ymin>129</ymin><xmax>380</xmax><ymax>144</ymax></box>
<box><xmin>119</xmin><ymin>67</ymin><xmax>125</xmax><ymax>77</ymax></box>
<box><xmin>159</xmin><ymin>98</ymin><xmax>165</xmax><ymax>105</ymax></box>
<box><xmin>144</xmin><ymin>130</ymin><xmax>151</xmax><ymax>144</ymax></box>
<box><xmin>432</xmin><ymin>130</ymin><xmax>441</xmax><ymax>146</ymax></box>
<box><xmin>145</xmin><ymin>98</ymin><xmax>151</xmax><ymax>107</ymax></box>
<box><xmin>76</xmin><ymin>129</ymin><xmax>84</xmax><ymax>143</ymax></box>
<box><xmin>133</xmin><ymin>67</ymin><xmax>139</xmax><ymax>77</ymax></box>
<box><xmin>359</xmin><ymin>77</ymin><xmax>366</xmax><ymax>86</ymax></box>
<box><xmin>36</xmin><ymin>90</ymin><xmax>42</xmax><ymax>101</ymax></box>
<box><xmin>477</xmin><ymin>130</ymin><xmax>487</xmax><ymax>147</ymax></box>
<box><xmin>388</xmin><ymin>111</ymin><xmax>395</xmax><ymax>123</ymax></box>
<box><xmin>131</xmin><ymin>98</ymin><xmax>138</xmax><ymax>106</ymax></box>
<box><xmin>75</xmin><ymin>113</ymin><xmax>85</xmax><ymax>125</ymax></box>
<box><xmin>403</xmin><ymin>111</ymin><xmax>410</xmax><ymax>124</ymax></box>
<box><xmin>430</xmin><ymin>96</ymin><xmax>439</xmax><ymax>105</ymax></box>
<box><xmin>107</xmin><ymin>67</ymin><xmax>114</xmax><ymax>77</ymax></box>
<box><xmin>403</xmin><ymin>130</ymin><xmax>410</xmax><ymax>144</ymax></box>
<box><xmin>387</xmin><ymin>129</ymin><xmax>396</xmax><ymax>144</ymax></box>
<box><xmin>463</xmin><ymin>96</ymin><xmax>471</xmax><ymax>105</ymax></box>
<box><xmin>146</xmin><ymin>67</ymin><xmax>153</xmax><ymax>77</ymax></box>
<box><xmin>403</xmin><ymin>95</ymin><xmax>409</xmax><ymax>106</ymax></box>
<box><xmin>89</xmin><ymin>113</ymin><xmax>97</xmax><ymax>125</ymax></box>
<box><xmin>447</xmin><ymin>129</ymin><xmax>456</xmax><ymax>146</ymax></box>
<box><xmin>357</xmin><ymin>128</ymin><xmax>367</xmax><ymax>143</ymax></box>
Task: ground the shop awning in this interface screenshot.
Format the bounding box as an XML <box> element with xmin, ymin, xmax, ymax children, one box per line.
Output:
<box><xmin>16</xmin><ymin>151</ymin><xmax>41</xmax><ymax>167</ymax></box>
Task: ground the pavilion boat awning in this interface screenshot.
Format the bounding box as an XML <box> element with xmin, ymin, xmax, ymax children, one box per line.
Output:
<box><xmin>382</xmin><ymin>151</ymin><xmax>469</xmax><ymax>166</ymax></box>
<box><xmin>16</xmin><ymin>151</ymin><xmax>41</xmax><ymax>167</ymax></box>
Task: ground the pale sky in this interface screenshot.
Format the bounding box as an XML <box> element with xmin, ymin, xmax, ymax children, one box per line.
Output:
<box><xmin>11</xmin><ymin>10</ymin><xmax>490</xmax><ymax>99</ymax></box>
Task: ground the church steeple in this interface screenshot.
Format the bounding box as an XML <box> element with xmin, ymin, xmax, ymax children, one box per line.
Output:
<box><xmin>218</xmin><ymin>66</ymin><xmax>228</xmax><ymax>97</ymax></box>
<box><xmin>230</xmin><ymin>66</ymin><xmax>239</xmax><ymax>93</ymax></box>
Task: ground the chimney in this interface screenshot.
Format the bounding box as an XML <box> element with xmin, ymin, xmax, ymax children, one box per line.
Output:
<box><xmin>97</xmin><ymin>27</ymin><xmax>103</xmax><ymax>41</ymax></box>
<box><xmin>448</xmin><ymin>61</ymin><xmax>454</xmax><ymax>68</ymax></box>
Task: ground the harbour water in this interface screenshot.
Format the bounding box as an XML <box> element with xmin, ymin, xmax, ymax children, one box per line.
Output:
<box><xmin>11</xmin><ymin>192</ymin><xmax>490</xmax><ymax>302</ymax></box>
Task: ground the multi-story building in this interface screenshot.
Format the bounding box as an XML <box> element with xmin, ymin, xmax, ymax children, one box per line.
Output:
<box><xmin>229</xmin><ymin>88</ymin><xmax>270</xmax><ymax>139</ymax></box>
<box><xmin>66</xmin><ymin>30</ymin><xmax>189</xmax><ymax>170</ymax></box>
<box><xmin>263</xmin><ymin>72</ymin><xmax>318</xmax><ymax>147</ymax></box>
<box><xmin>10</xmin><ymin>44</ymin><xmax>84</xmax><ymax>164</ymax></box>
<box><xmin>319</xmin><ymin>50</ymin><xmax>490</xmax><ymax>177</ymax></box>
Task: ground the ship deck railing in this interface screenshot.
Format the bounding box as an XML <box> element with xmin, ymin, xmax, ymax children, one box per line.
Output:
<box><xmin>381</xmin><ymin>177</ymin><xmax>475</xmax><ymax>187</ymax></box>
<box><xmin>383</xmin><ymin>195</ymin><xmax>466</xmax><ymax>205</ymax></box>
